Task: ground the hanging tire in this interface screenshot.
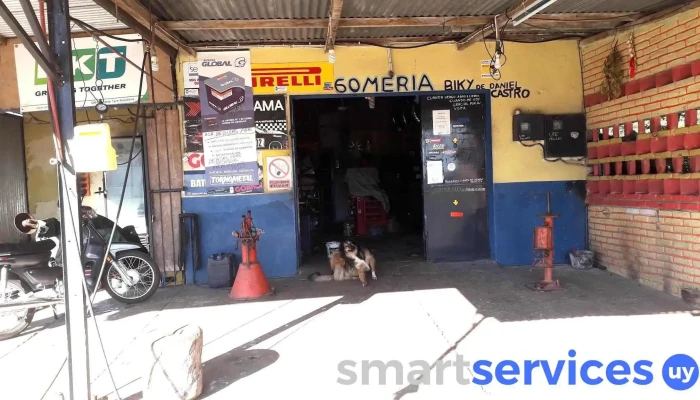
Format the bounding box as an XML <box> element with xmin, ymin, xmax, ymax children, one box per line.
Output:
<box><xmin>103</xmin><ymin>250</ymin><xmax>161</xmax><ymax>304</ymax></box>
<box><xmin>0</xmin><ymin>280</ymin><xmax>35</xmax><ymax>341</ymax></box>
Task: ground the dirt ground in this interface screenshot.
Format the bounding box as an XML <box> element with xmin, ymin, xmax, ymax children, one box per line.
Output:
<box><xmin>1</xmin><ymin>261</ymin><xmax>698</xmax><ymax>399</ymax></box>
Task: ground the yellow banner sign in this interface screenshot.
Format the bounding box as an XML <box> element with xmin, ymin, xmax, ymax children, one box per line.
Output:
<box><xmin>252</xmin><ymin>62</ymin><xmax>335</xmax><ymax>94</ymax></box>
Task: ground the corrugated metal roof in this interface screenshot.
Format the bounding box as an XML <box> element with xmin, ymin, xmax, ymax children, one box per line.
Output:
<box><xmin>147</xmin><ymin>0</ymin><xmax>329</xmax><ymax>21</ymax></box>
<box><xmin>137</xmin><ymin>0</ymin><xmax>688</xmax><ymax>22</ymax></box>
<box><xmin>338</xmin><ymin>26</ymin><xmax>457</xmax><ymax>39</ymax></box>
<box><xmin>545</xmin><ymin>0</ymin><xmax>685</xmax><ymax>13</ymax></box>
<box><xmin>342</xmin><ymin>0</ymin><xmax>517</xmax><ymax>17</ymax></box>
<box><xmin>180</xmin><ymin>28</ymin><xmax>326</xmax><ymax>43</ymax></box>
<box><xmin>0</xmin><ymin>0</ymin><xmax>127</xmax><ymax>38</ymax></box>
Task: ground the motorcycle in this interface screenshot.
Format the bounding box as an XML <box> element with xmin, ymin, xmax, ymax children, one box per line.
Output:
<box><xmin>0</xmin><ymin>206</ymin><xmax>161</xmax><ymax>340</ymax></box>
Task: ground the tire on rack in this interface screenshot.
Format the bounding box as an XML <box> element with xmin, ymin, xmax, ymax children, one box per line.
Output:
<box><xmin>103</xmin><ymin>250</ymin><xmax>161</xmax><ymax>304</ymax></box>
<box><xmin>0</xmin><ymin>280</ymin><xmax>36</xmax><ymax>341</ymax></box>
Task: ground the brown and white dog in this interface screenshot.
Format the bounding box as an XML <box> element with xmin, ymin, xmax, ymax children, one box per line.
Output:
<box><xmin>309</xmin><ymin>241</ymin><xmax>377</xmax><ymax>286</ymax></box>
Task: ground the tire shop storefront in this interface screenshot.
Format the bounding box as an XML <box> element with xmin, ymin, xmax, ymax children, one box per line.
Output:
<box><xmin>179</xmin><ymin>41</ymin><xmax>589</xmax><ymax>284</ymax></box>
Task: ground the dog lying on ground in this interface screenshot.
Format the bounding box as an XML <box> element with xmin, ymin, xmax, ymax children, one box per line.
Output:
<box><xmin>308</xmin><ymin>240</ymin><xmax>377</xmax><ymax>286</ymax></box>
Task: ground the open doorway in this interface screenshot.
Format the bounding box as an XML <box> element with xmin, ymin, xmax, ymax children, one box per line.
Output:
<box><xmin>81</xmin><ymin>137</ymin><xmax>149</xmax><ymax>248</ymax></box>
<box><xmin>293</xmin><ymin>95</ymin><xmax>425</xmax><ymax>267</ymax></box>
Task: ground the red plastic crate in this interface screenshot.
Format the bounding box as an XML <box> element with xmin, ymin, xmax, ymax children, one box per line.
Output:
<box><xmin>691</xmin><ymin>150</ymin><xmax>700</xmax><ymax>172</ymax></box>
<box><xmin>609</xmin><ymin>138</ymin><xmax>622</xmax><ymax>157</ymax></box>
<box><xmin>588</xmin><ymin>143</ymin><xmax>598</xmax><ymax>159</ymax></box>
<box><xmin>649</xmin><ymin>177</ymin><xmax>664</xmax><ymax>194</ymax></box>
<box><xmin>354</xmin><ymin>196</ymin><xmax>387</xmax><ymax>236</ymax></box>
<box><xmin>635</xmin><ymin>179</ymin><xmax>649</xmax><ymax>194</ymax></box>
<box><xmin>679</xmin><ymin>175</ymin><xmax>700</xmax><ymax>195</ymax></box>
<box><xmin>621</xmin><ymin>141</ymin><xmax>636</xmax><ymax>156</ymax></box>
<box><xmin>664</xmin><ymin>177</ymin><xmax>681</xmax><ymax>195</ymax></box>
<box><xmin>610</xmin><ymin>178</ymin><xmax>623</xmax><ymax>194</ymax></box>
<box><xmin>587</xmin><ymin>179</ymin><xmax>599</xmax><ymax>194</ymax></box>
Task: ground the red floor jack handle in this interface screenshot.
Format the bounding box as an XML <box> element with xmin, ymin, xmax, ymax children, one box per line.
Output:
<box><xmin>230</xmin><ymin>211</ymin><xmax>273</xmax><ymax>300</ymax></box>
<box><xmin>527</xmin><ymin>193</ymin><xmax>564</xmax><ymax>291</ymax></box>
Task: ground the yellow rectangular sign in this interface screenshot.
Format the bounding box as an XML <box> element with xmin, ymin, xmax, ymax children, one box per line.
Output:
<box><xmin>252</xmin><ymin>62</ymin><xmax>335</xmax><ymax>94</ymax></box>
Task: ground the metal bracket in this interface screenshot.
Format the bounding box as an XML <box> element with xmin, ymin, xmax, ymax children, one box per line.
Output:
<box><xmin>0</xmin><ymin>0</ymin><xmax>62</xmax><ymax>83</ymax></box>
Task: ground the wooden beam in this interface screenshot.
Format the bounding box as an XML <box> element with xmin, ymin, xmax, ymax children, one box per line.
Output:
<box><xmin>92</xmin><ymin>0</ymin><xmax>193</xmax><ymax>55</ymax></box>
<box><xmin>501</xmin><ymin>33</ymin><xmax>584</xmax><ymax>43</ymax></box>
<box><xmin>529</xmin><ymin>12</ymin><xmax>641</xmax><ymax>22</ymax></box>
<box><xmin>191</xmin><ymin>36</ymin><xmax>460</xmax><ymax>49</ymax></box>
<box><xmin>91</xmin><ymin>0</ymin><xmax>179</xmax><ymax>57</ymax></box>
<box><xmin>324</xmin><ymin>0</ymin><xmax>344</xmax><ymax>52</ymax></box>
<box><xmin>161</xmin><ymin>13</ymin><xmax>640</xmax><ymax>31</ymax></box>
<box><xmin>580</xmin><ymin>0</ymin><xmax>700</xmax><ymax>46</ymax></box>
<box><xmin>456</xmin><ymin>0</ymin><xmax>555</xmax><ymax>50</ymax></box>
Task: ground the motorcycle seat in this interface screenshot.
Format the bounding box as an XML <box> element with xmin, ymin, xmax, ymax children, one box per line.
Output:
<box><xmin>0</xmin><ymin>240</ymin><xmax>56</xmax><ymax>256</ymax></box>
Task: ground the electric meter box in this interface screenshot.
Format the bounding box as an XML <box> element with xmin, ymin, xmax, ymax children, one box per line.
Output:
<box><xmin>543</xmin><ymin>114</ymin><xmax>587</xmax><ymax>158</ymax></box>
<box><xmin>69</xmin><ymin>123</ymin><xmax>117</xmax><ymax>172</ymax></box>
<box><xmin>512</xmin><ymin>114</ymin><xmax>545</xmax><ymax>141</ymax></box>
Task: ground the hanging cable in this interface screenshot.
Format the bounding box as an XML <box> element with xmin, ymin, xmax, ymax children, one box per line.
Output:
<box><xmin>89</xmin><ymin>49</ymin><xmax>150</xmax><ymax>305</ymax></box>
<box><xmin>69</xmin><ymin>16</ymin><xmax>145</xmax><ymax>43</ymax></box>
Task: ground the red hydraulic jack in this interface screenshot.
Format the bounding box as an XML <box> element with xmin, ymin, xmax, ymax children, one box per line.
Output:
<box><xmin>526</xmin><ymin>193</ymin><xmax>564</xmax><ymax>292</ymax></box>
<box><xmin>230</xmin><ymin>211</ymin><xmax>274</xmax><ymax>300</ymax></box>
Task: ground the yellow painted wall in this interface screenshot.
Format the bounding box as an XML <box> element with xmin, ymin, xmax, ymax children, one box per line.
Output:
<box><xmin>178</xmin><ymin>41</ymin><xmax>586</xmax><ymax>184</ymax></box>
<box><xmin>23</xmin><ymin>109</ymin><xmax>140</xmax><ymax>218</ymax></box>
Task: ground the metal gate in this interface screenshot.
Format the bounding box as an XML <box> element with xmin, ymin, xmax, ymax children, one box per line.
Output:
<box><xmin>0</xmin><ymin>115</ymin><xmax>28</xmax><ymax>243</ymax></box>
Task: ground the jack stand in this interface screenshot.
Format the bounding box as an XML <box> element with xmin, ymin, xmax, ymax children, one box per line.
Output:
<box><xmin>230</xmin><ymin>211</ymin><xmax>274</xmax><ymax>300</ymax></box>
<box><xmin>526</xmin><ymin>193</ymin><xmax>564</xmax><ymax>292</ymax></box>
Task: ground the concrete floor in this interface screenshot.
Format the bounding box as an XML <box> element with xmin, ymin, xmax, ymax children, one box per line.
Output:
<box><xmin>1</xmin><ymin>261</ymin><xmax>699</xmax><ymax>399</ymax></box>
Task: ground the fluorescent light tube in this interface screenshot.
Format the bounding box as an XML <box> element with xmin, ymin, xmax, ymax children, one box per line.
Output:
<box><xmin>511</xmin><ymin>0</ymin><xmax>558</xmax><ymax>26</ymax></box>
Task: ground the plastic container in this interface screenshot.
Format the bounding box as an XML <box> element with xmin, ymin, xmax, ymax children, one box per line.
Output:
<box><xmin>570</xmin><ymin>250</ymin><xmax>594</xmax><ymax>270</ymax></box>
<box><xmin>207</xmin><ymin>253</ymin><xmax>235</xmax><ymax>288</ymax></box>
<box><xmin>326</xmin><ymin>241</ymin><xmax>341</xmax><ymax>258</ymax></box>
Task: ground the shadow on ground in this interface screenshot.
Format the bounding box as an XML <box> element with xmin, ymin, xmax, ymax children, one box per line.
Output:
<box><xmin>16</xmin><ymin>259</ymin><xmax>696</xmax><ymax>399</ymax></box>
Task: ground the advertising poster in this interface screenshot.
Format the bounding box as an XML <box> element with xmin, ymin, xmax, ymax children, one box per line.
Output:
<box><xmin>183</xmin><ymin>97</ymin><xmax>203</xmax><ymax>153</ymax></box>
<box><xmin>198</xmin><ymin>51</ymin><xmax>255</xmax><ymax>132</ymax></box>
<box><xmin>255</xmin><ymin>95</ymin><xmax>289</xmax><ymax>150</ymax></box>
<box><xmin>14</xmin><ymin>34</ymin><xmax>147</xmax><ymax>112</ymax></box>
<box><xmin>183</xmin><ymin>171</ymin><xmax>207</xmax><ymax>196</ymax></box>
<box><xmin>198</xmin><ymin>50</ymin><xmax>258</xmax><ymax>192</ymax></box>
<box><xmin>251</xmin><ymin>62</ymin><xmax>335</xmax><ymax>95</ymax></box>
<box><xmin>421</xmin><ymin>93</ymin><xmax>487</xmax><ymax>186</ymax></box>
<box><xmin>183</xmin><ymin>62</ymin><xmax>199</xmax><ymax>96</ymax></box>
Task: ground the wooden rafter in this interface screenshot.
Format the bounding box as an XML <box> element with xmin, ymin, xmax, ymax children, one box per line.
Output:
<box><xmin>92</xmin><ymin>0</ymin><xmax>193</xmax><ymax>55</ymax></box>
<box><xmin>160</xmin><ymin>12</ymin><xmax>640</xmax><ymax>31</ymax></box>
<box><xmin>580</xmin><ymin>0</ymin><xmax>700</xmax><ymax>46</ymax></box>
<box><xmin>188</xmin><ymin>33</ymin><xmax>582</xmax><ymax>50</ymax></box>
<box><xmin>325</xmin><ymin>0</ymin><xmax>344</xmax><ymax>52</ymax></box>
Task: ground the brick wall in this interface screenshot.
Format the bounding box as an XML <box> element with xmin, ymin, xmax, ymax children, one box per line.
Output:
<box><xmin>582</xmin><ymin>7</ymin><xmax>700</xmax><ymax>127</ymax></box>
<box><xmin>589</xmin><ymin>205</ymin><xmax>700</xmax><ymax>295</ymax></box>
<box><xmin>582</xmin><ymin>6</ymin><xmax>700</xmax><ymax>296</ymax></box>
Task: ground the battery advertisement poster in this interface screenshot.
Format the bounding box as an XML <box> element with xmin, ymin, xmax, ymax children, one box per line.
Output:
<box><xmin>197</xmin><ymin>50</ymin><xmax>258</xmax><ymax>193</ymax></box>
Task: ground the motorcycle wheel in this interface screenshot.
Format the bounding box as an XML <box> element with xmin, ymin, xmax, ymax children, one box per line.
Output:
<box><xmin>103</xmin><ymin>250</ymin><xmax>161</xmax><ymax>304</ymax></box>
<box><xmin>0</xmin><ymin>280</ymin><xmax>35</xmax><ymax>341</ymax></box>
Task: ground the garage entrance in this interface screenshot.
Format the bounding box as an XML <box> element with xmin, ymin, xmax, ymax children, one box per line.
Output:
<box><xmin>291</xmin><ymin>92</ymin><xmax>491</xmax><ymax>269</ymax></box>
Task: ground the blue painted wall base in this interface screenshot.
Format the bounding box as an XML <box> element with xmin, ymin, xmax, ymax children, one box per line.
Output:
<box><xmin>182</xmin><ymin>193</ymin><xmax>298</xmax><ymax>284</ymax></box>
<box><xmin>492</xmin><ymin>180</ymin><xmax>587</xmax><ymax>266</ymax></box>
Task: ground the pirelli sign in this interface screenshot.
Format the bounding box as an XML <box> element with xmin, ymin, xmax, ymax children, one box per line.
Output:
<box><xmin>251</xmin><ymin>62</ymin><xmax>335</xmax><ymax>94</ymax></box>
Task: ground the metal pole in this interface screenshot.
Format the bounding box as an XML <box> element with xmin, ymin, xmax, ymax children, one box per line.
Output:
<box><xmin>48</xmin><ymin>0</ymin><xmax>91</xmax><ymax>398</ymax></box>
